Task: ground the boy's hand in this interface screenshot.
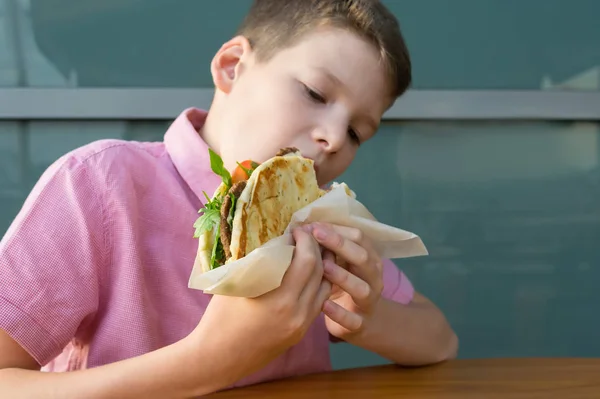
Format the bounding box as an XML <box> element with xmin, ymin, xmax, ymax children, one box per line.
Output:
<box><xmin>308</xmin><ymin>223</ymin><xmax>384</xmax><ymax>340</ymax></box>
<box><xmin>188</xmin><ymin>226</ymin><xmax>332</xmax><ymax>385</ymax></box>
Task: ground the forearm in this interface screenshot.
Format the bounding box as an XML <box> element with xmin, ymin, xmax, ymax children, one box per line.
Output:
<box><xmin>0</xmin><ymin>337</ymin><xmax>232</xmax><ymax>399</ymax></box>
<box><xmin>350</xmin><ymin>294</ymin><xmax>458</xmax><ymax>366</ymax></box>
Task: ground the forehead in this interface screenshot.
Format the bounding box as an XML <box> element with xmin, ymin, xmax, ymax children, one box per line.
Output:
<box><xmin>267</xmin><ymin>28</ymin><xmax>393</xmax><ymax>112</ymax></box>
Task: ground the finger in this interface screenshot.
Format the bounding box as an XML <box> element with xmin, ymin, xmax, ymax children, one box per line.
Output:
<box><xmin>281</xmin><ymin>227</ymin><xmax>321</xmax><ymax>298</ymax></box>
<box><xmin>323</xmin><ymin>250</ymin><xmax>345</xmax><ymax>295</ymax></box>
<box><xmin>323</xmin><ymin>224</ymin><xmax>381</xmax><ymax>272</ymax></box>
<box><xmin>312</xmin><ymin>224</ymin><xmax>379</xmax><ymax>285</ymax></box>
<box><xmin>312</xmin><ymin>224</ymin><xmax>368</xmax><ymax>265</ymax></box>
<box><xmin>323</xmin><ymin>258</ymin><xmax>373</xmax><ymax>310</ymax></box>
<box><xmin>323</xmin><ymin>249</ymin><xmax>336</xmax><ymax>263</ymax></box>
<box><xmin>321</xmin><ymin>224</ymin><xmax>367</xmax><ymax>245</ymax></box>
<box><xmin>335</xmin><ymin>254</ymin><xmax>349</xmax><ymax>271</ymax></box>
<box><xmin>323</xmin><ymin>300</ymin><xmax>363</xmax><ymax>333</ymax></box>
<box><xmin>312</xmin><ymin>279</ymin><xmax>332</xmax><ymax>317</ymax></box>
<box><xmin>297</xmin><ymin>227</ymin><xmax>328</xmax><ymax>304</ymax></box>
<box><xmin>299</xmin><ymin>256</ymin><xmax>326</xmax><ymax>307</ymax></box>
<box><xmin>318</xmin><ymin>224</ymin><xmax>379</xmax><ymax>264</ymax></box>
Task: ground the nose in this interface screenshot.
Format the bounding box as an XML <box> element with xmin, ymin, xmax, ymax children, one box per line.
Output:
<box><xmin>311</xmin><ymin>119</ymin><xmax>346</xmax><ymax>154</ymax></box>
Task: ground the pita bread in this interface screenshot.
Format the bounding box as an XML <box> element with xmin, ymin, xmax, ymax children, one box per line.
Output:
<box><xmin>194</xmin><ymin>151</ymin><xmax>323</xmax><ymax>273</ymax></box>
<box><xmin>228</xmin><ymin>152</ymin><xmax>322</xmax><ymax>262</ymax></box>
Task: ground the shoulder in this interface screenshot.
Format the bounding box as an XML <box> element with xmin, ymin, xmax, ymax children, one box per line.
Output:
<box><xmin>13</xmin><ymin>138</ymin><xmax>169</xmax><ymax>224</ymax></box>
<box><xmin>56</xmin><ymin>139</ymin><xmax>166</xmax><ymax>170</ymax></box>
<box><xmin>39</xmin><ymin>138</ymin><xmax>168</xmax><ymax>188</ymax></box>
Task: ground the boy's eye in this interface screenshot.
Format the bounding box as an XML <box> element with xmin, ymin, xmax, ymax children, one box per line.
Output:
<box><xmin>348</xmin><ymin>128</ymin><xmax>361</xmax><ymax>145</ymax></box>
<box><xmin>304</xmin><ymin>85</ymin><xmax>326</xmax><ymax>103</ymax></box>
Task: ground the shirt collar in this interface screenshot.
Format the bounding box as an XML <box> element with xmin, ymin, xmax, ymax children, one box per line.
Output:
<box><xmin>164</xmin><ymin>108</ymin><xmax>222</xmax><ymax>200</ymax></box>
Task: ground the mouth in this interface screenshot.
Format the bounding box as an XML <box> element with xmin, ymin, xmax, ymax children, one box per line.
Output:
<box><xmin>303</xmin><ymin>156</ymin><xmax>319</xmax><ymax>175</ymax></box>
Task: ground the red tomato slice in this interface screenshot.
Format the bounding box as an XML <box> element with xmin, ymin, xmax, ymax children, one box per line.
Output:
<box><xmin>232</xmin><ymin>160</ymin><xmax>259</xmax><ymax>184</ymax></box>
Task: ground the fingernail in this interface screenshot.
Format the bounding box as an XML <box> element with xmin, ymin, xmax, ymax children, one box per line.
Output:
<box><xmin>314</xmin><ymin>227</ymin><xmax>328</xmax><ymax>240</ymax></box>
<box><xmin>302</xmin><ymin>224</ymin><xmax>313</xmax><ymax>233</ymax></box>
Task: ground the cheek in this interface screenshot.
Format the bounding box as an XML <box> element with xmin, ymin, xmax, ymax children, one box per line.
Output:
<box><xmin>225</xmin><ymin>76</ymin><xmax>314</xmax><ymax>158</ymax></box>
<box><xmin>239</xmin><ymin>84</ymin><xmax>299</xmax><ymax>129</ymax></box>
<box><xmin>252</xmin><ymin>101</ymin><xmax>309</xmax><ymax>145</ymax></box>
<box><xmin>322</xmin><ymin>151</ymin><xmax>355</xmax><ymax>183</ymax></box>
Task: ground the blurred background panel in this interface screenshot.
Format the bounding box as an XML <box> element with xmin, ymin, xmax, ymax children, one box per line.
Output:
<box><xmin>2</xmin><ymin>118</ymin><xmax>599</xmax><ymax>368</ymax></box>
<box><xmin>0</xmin><ymin>0</ymin><xmax>597</xmax><ymax>89</ymax></box>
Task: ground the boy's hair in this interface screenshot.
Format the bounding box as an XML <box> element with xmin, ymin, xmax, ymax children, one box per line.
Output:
<box><xmin>236</xmin><ymin>0</ymin><xmax>412</xmax><ymax>99</ymax></box>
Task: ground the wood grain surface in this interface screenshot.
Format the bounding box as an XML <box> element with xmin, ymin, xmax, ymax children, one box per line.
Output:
<box><xmin>205</xmin><ymin>358</ymin><xmax>600</xmax><ymax>398</ymax></box>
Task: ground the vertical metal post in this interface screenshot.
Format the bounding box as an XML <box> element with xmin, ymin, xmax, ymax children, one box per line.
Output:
<box><xmin>5</xmin><ymin>0</ymin><xmax>31</xmax><ymax>193</ymax></box>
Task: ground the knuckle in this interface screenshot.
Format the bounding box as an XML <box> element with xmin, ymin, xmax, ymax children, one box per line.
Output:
<box><xmin>350</xmin><ymin>314</ymin><xmax>364</xmax><ymax>332</ymax></box>
<box><xmin>356</xmin><ymin>248</ymin><xmax>370</xmax><ymax>266</ymax></box>
<box><xmin>330</xmin><ymin>232</ymin><xmax>345</xmax><ymax>249</ymax></box>
<box><xmin>274</xmin><ymin>299</ymin><xmax>294</xmax><ymax>316</ymax></box>
<box><xmin>372</xmin><ymin>281</ymin><xmax>384</xmax><ymax>298</ymax></box>
<box><xmin>337</xmin><ymin>267</ymin><xmax>350</xmax><ymax>284</ymax></box>
<box><xmin>374</xmin><ymin>259</ymin><xmax>383</xmax><ymax>272</ymax></box>
<box><xmin>301</xmin><ymin>249</ymin><xmax>318</xmax><ymax>266</ymax></box>
<box><xmin>288</xmin><ymin>315</ymin><xmax>304</xmax><ymax>333</ymax></box>
<box><xmin>351</xmin><ymin>228</ymin><xmax>364</xmax><ymax>243</ymax></box>
<box><xmin>356</xmin><ymin>282</ymin><xmax>372</xmax><ymax>302</ymax></box>
<box><xmin>286</xmin><ymin>316</ymin><xmax>308</xmax><ymax>343</ymax></box>
<box><xmin>355</xmin><ymin>316</ymin><xmax>365</xmax><ymax>332</ymax></box>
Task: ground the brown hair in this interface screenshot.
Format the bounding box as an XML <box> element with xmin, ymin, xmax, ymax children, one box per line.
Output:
<box><xmin>236</xmin><ymin>0</ymin><xmax>412</xmax><ymax>99</ymax></box>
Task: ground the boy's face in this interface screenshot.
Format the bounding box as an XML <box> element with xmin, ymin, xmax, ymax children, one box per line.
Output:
<box><xmin>208</xmin><ymin>27</ymin><xmax>392</xmax><ymax>186</ymax></box>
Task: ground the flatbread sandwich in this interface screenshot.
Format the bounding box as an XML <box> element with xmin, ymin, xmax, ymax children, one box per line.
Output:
<box><xmin>194</xmin><ymin>147</ymin><xmax>353</xmax><ymax>273</ymax></box>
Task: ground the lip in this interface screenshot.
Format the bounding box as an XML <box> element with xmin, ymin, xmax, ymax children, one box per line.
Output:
<box><xmin>303</xmin><ymin>156</ymin><xmax>319</xmax><ymax>175</ymax></box>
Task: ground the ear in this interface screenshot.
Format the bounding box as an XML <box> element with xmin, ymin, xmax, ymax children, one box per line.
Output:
<box><xmin>211</xmin><ymin>35</ymin><xmax>253</xmax><ymax>94</ymax></box>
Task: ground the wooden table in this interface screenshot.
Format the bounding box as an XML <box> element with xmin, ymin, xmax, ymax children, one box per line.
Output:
<box><xmin>206</xmin><ymin>358</ymin><xmax>600</xmax><ymax>398</ymax></box>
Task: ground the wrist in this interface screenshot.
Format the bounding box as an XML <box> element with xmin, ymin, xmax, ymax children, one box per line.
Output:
<box><xmin>178</xmin><ymin>330</ymin><xmax>240</xmax><ymax>396</ymax></box>
<box><xmin>183</xmin><ymin>322</ymin><xmax>269</xmax><ymax>395</ymax></box>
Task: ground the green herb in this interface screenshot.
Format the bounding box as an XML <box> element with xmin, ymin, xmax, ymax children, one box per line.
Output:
<box><xmin>236</xmin><ymin>162</ymin><xmax>250</xmax><ymax>176</ymax></box>
<box><xmin>235</xmin><ymin>161</ymin><xmax>260</xmax><ymax>178</ymax></box>
<box><xmin>210</xmin><ymin>223</ymin><xmax>226</xmax><ymax>269</ymax></box>
<box><xmin>193</xmin><ymin>192</ymin><xmax>222</xmax><ymax>238</ymax></box>
<box><xmin>227</xmin><ymin>193</ymin><xmax>237</xmax><ymax>225</ymax></box>
<box><xmin>209</xmin><ymin>148</ymin><xmax>232</xmax><ymax>188</ymax></box>
<box><xmin>193</xmin><ymin>149</ymin><xmax>261</xmax><ymax>269</ymax></box>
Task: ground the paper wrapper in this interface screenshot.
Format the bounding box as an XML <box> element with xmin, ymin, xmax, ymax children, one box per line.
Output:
<box><xmin>188</xmin><ymin>184</ymin><xmax>428</xmax><ymax>298</ymax></box>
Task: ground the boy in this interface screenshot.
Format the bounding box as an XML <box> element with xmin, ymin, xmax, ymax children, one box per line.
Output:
<box><xmin>0</xmin><ymin>0</ymin><xmax>458</xmax><ymax>397</ymax></box>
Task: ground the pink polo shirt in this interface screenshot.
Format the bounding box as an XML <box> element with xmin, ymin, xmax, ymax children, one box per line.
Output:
<box><xmin>0</xmin><ymin>108</ymin><xmax>414</xmax><ymax>389</ymax></box>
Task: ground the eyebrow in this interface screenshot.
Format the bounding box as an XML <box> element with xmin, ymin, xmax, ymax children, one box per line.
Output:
<box><xmin>316</xmin><ymin>67</ymin><xmax>342</xmax><ymax>86</ymax></box>
<box><xmin>314</xmin><ymin>67</ymin><xmax>380</xmax><ymax>133</ymax></box>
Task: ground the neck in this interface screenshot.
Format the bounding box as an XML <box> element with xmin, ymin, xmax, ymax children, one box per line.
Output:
<box><xmin>198</xmin><ymin>101</ymin><xmax>222</xmax><ymax>155</ymax></box>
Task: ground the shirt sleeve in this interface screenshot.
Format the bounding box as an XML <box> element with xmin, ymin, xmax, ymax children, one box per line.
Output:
<box><xmin>0</xmin><ymin>154</ymin><xmax>104</xmax><ymax>366</ymax></box>
<box><xmin>381</xmin><ymin>258</ymin><xmax>414</xmax><ymax>305</ymax></box>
